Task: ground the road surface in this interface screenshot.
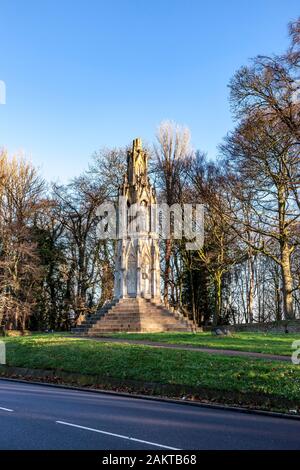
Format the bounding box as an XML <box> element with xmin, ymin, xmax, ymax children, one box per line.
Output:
<box><xmin>0</xmin><ymin>379</ymin><xmax>299</xmax><ymax>450</ymax></box>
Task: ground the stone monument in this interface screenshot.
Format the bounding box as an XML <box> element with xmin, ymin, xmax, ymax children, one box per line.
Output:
<box><xmin>72</xmin><ymin>139</ymin><xmax>195</xmax><ymax>334</ymax></box>
<box><xmin>113</xmin><ymin>138</ymin><xmax>161</xmax><ymax>301</ymax></box>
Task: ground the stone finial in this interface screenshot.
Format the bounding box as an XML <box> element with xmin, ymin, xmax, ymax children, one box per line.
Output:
<box><xmin>133</xmin><ymin>138</ymin><xmax>142</xmax><ymax>151</ymax></box>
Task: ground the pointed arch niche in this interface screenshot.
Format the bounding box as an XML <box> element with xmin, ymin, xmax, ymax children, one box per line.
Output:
<box><xmin>126</xmin><ymin>246</ymin><xmax>137</xmax><ymax>297</ymax></box>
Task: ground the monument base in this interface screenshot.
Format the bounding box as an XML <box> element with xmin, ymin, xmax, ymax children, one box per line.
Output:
<box><xmin>72</xmin><ymin>298</ymin><xmax>195</xmax><ymax>334</ymax></box>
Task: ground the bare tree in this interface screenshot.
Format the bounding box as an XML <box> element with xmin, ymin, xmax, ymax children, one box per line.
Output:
<box><xmin>188</xmin><ymin>154</ymin><xmax>241</xmax><ymax>325</ymax></box>
<box><xmin>153</xmin><ymin>120</ymin><xmax>193</xmax><ymax>304</ymax></box>
<box><xmin>222</xmin><ymin>111</ymin><xmax>300</xmax><ymax>319</ymax></box>
<box><xmin>0</xmin><ymin>152</ymin><xmax>45</xmax><ymax>330</ymax></box>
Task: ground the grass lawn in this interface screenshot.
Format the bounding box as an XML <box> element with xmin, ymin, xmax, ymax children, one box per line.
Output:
<box><xmin>1</xmin><ymin>334</ymin><xmax>300</xmax><ymax>412</ymax></box>
<box><xmin>98</xmin><ymin>331</ymin><xmax>300</xmax><ymax>356</ymax></box>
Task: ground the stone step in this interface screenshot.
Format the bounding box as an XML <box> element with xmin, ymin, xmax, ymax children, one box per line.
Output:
<box><xmin>95</xmin><ymin>315</ymin><xmax>185</xmax><ymax>322</ymax></box>
<box><xmin>111</xmin><ymin>309</ymin><xmax>172</xmax><ymax>316</ymax></box>
<box><xmin>97</xmin><ymin>314</ymin><xmax>176</xmax><ymax>319</ymax></box>
<box><xmin>91</xmin><ymin>325</ymin><xmax>186</xmax><ymax>331</ymax></box>
<box><xmin>74</xmin><ymin>320</ymin><xmax>190</xmax><ymax>332</ymax></box>
<box><xmin>92</xmin><ymin>327</ymin><xmax>187</xmax><ymax>332</ymax></box>
<box><xmin>75</xmin><ymin>323</ymin><xmax>189</xmax><ymax>332</ymax></box>
<box><xmin>91</xmin><ymin>321</ymin><xmax>184</xmax><ymax>328</ymax></box>
<box><xmin>92</xmin><ymin>322</ymin><xmax>189</xmax><ymax>329</ymax></box>
<box><xmin>90</xmin><ymin>327</ymin><xmax>190</xmax><ymax>334</ymax></box>
<box><xmin>94</xmin><ymin>314</ymin><xmax>179</xmax><ymax>320</ymax></box>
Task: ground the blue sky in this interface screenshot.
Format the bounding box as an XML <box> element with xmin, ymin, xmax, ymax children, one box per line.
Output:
<box><xmin>0</xmin><ymin>0</ymin><xmax>299</xmax><ymax>182</ymax></box>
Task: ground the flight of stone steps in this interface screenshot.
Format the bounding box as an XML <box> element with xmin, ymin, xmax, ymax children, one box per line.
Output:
<box><xmin>71</xmin><ymin>298</ymin><xmax>195</xmax><ymax>335</ymax></box>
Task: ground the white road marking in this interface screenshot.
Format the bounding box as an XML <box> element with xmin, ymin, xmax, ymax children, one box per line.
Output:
<box><xmin>56</xmin><ymin>420</ymin><xmax>180</xmax><ymax>450</ymax></box>
<box><xmin>0</xmin><ymin>407</ymin><xmax>13</xmax><ymax>412</ymax></box>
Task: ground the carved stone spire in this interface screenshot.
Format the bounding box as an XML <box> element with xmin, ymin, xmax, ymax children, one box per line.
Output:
<box><xmin>121</xmin><ymin>138</ymin><xmax>155</xmax><ymax>206</ymax></box>
<box><xmin>127</xmin><ymin>138</ymin><xmax>147</xmax><ymax>185</ymax></box>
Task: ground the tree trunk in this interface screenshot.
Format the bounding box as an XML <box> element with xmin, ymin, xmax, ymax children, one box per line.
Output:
<box><xmin>281</xmin><ymin>243</ymin><xmax>294</xmax><ymax>319</ymax></box>
<box><xmin>273</xmin><ymin>267</ymin><xmax>281</xmax><ymax>321</ymax></box>
<box><xmin>213</xmin><ymin>272</ymin><xmax>222</xmax><ymax>326</ymax></box>
<box><xmin>278</xmin><ymin>182</ymin><xmax>294</xmax><ymax>320</ymax></box>
<box><xmin>163</xmin><ymin>239</ymin><xmax>172</xmax><ymax>305</ymax></box>
<box><xmin>247</xmin><ymin>249</ymin><xmax>255</xmax><ymax>323</ymax></box>
<box><xmin>188</xmin><ymin>268</ymin><xmax>196</xmax><ymax>326</ymax></box>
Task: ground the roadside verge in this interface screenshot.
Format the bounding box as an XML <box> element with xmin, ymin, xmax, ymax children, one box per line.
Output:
<box><xmin>0</xmin><ymin>364</ymin><xmax>299</xmax><ymax>418</ymax></box>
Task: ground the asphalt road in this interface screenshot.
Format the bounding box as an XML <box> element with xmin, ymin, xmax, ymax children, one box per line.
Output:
<box><xmin>0</xmin><ymin>379</ymin><xmax>299</xmax><ymax>450</ymax></box>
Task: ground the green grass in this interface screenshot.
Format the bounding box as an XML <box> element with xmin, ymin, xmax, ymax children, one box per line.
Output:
<box><xmin>99</xmin><ymin>331</ymin><xmax>300</xmax><ymax>356</ymax></box>
<box><xmin>2</xmin><ymin>334</ymin><xmax>300</xmax><ymax>407</ymax></box>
